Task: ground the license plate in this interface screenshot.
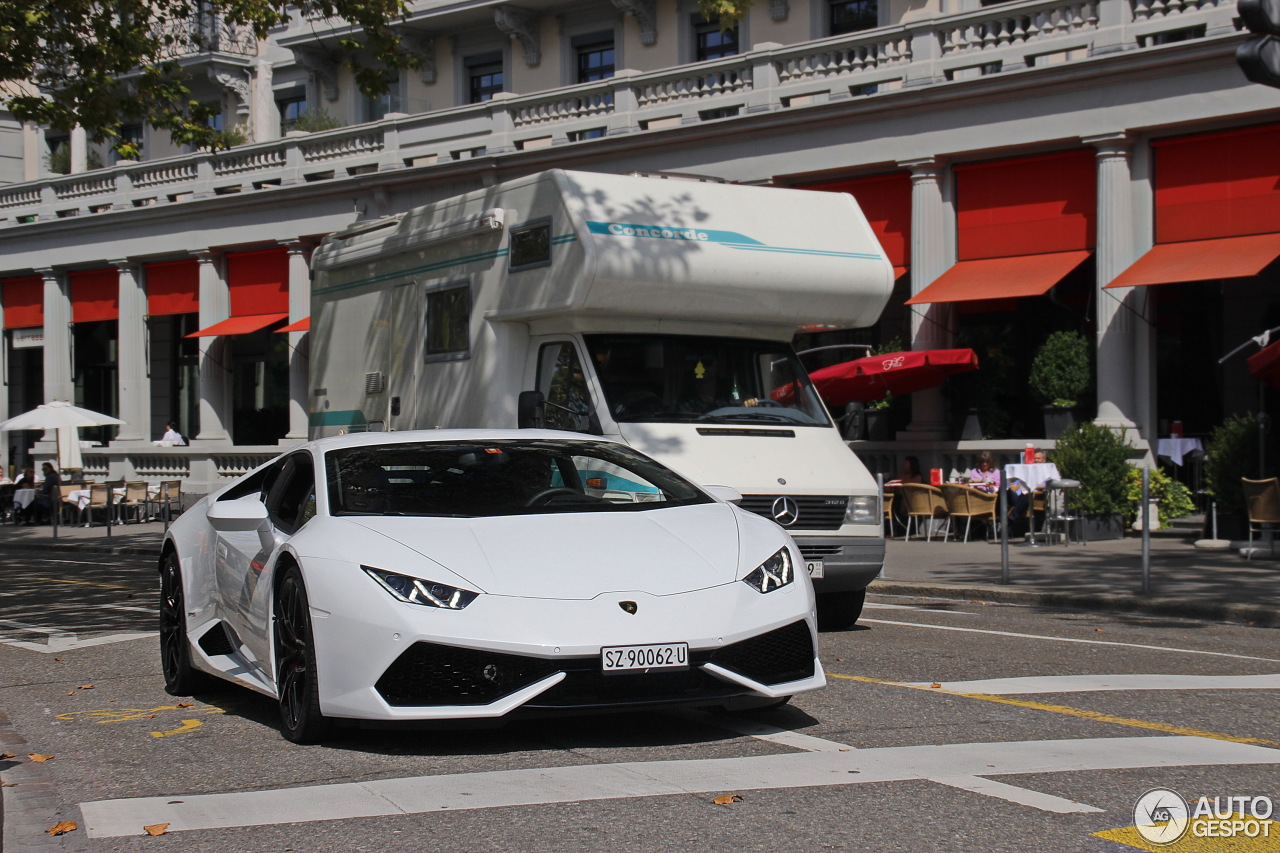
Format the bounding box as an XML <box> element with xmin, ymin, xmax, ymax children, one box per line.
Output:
<box><xmin>601</xmin><ymin>642</ymin><xmax>689</xmax><ymax>672</ymax></box>
<box><xmin>806</xmin><ymin>559</ymin><xmax>825</xmax><ymax>578</ymax></box>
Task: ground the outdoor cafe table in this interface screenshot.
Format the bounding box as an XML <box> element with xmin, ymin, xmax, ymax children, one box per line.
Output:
<box><xmin>13</xmin><ymin>488</ymin><xmax>36</xmax><ymax>509</ymax></box>
<box><xmin>1157</xmin><ymin>437</ymin><xmax>1203</xmax><ymax>467</ymax></box>
<box><xmin>1004</xmin><ymin>462</ymin><xmax>1061</xmax><ymax>543</ymax></box>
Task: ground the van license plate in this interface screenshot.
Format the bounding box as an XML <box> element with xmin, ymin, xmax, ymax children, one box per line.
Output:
<box><xmin>806</xmin><ymin>559</ymin><xmax>825</xmax><ymax>578</ymax></box>
<box><xmin>601</xmin><ymin>643</ymin><xmax>689</xmax><ymax>672</ymax></box>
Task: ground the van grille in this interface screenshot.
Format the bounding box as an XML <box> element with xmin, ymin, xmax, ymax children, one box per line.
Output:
<box><xmin>738</xmin><ymin>495</ymin><xmax>848</xmax><ymax>530</ymax></box>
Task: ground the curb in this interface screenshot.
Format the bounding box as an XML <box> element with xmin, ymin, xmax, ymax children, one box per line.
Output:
<box><xmin>868</xmin><ymin>579</ymin><xmax>1280</xmax><ymax>628</ymax></box>
<box><xmin>5</xmin><ymin>540</ymin><xmax>162</xmax><ymax>559</ymax></box>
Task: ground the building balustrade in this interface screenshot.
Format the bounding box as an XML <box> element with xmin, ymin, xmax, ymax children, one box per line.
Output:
<box><xmin>0</xmin><ymin>0</ymin><xmax>1240</xmax><ymax>226</ymax></box>
<box><xmin>36</xmin><ymin>446</ymin><xmax>286</xmax><ymax>496</ymax></box>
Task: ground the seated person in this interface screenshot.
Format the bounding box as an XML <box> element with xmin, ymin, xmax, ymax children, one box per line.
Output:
<box><xmin>887</xmin><ymin>456</ymin><xmax>923</xmax><ymax>486</ymax></box>
<box><xmin>25</xmin><ymin>462</ymin><xmax>60</xmax><ymax>525</ymax></box>
<box><xmin>967</xmin><ymin>451</ymin><xmax>1001</xmax><ymax>493</ymax></box>
<box><xmin>342</xmin><ymin>464</ymin><xmax>390</xmax><ymax>514</ymax></box>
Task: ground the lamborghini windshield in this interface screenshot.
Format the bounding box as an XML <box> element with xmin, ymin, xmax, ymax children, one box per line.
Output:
<box><xmin>326</xmin><ymin>439</ymin><xmax>712</xmax><ymax>517</ymax></box>
<box><xmin>585</xmin><ymin>334</ymin><xmax>831</xmax><ymax>427</ymax></box>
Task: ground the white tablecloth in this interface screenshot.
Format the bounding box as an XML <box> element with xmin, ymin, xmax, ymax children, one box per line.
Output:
<box><xmin>67</xmin><ymin>485</ymin><xmax>158</xmax><ymax>511</ymax></box>
<box><xmin>1004</xmin><ymin>462</ymin><xmax>1061</xmax><ymax>490</ymax></box>
<box><xmin>13</xmin><ymin>488</ymin><xmax>36</xmax><ymax>509</ymax></box>
<box><xmin>1157</xmin><ymin>437</ymin><xmax>1203</xmax><ymax>466</ymax></box>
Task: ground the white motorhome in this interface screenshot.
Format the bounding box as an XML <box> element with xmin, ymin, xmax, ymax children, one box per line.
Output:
<box><xmin>309</xmin><ymin>170</ymin><xmax>893</xmax><ymax>627</ymax></box>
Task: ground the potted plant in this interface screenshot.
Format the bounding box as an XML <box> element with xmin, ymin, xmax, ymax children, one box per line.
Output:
<box><xmin>1203</xmin><ymin>413</ymin><xmax>1260</xmax><ymax>540</ymax></box>
<box><xmin>1029</xmin><ymin>331</ymin><xmax>1090</xmax><ymax>438</ymax></box>
<box><xmin>1124</xmin><ymin>467</ymin><xmax>1196</xmax><ymax>530</ymax></box>
<box><xmin>865</xmin><ymin>393</ymin><xmax>892</xmax><ymax>441</ymax></box>
<box><xmin>1052</xmin><ymin>421</ymin><xmax>1134</xmax><ymax>539</ymax></box>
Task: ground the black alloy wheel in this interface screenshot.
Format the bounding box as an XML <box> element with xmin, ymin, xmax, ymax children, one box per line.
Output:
<box><xmin>159</xmin><ymin>550</ymin><xmax>212</xmax><ymax>695</ymax></box>
<box><xmin>274</xmin><ymin>565</ymin><xmax>333</xmax><ymax>744</ymax></box>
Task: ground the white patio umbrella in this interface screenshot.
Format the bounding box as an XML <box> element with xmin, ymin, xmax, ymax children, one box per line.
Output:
<box><xmin>0</xmin><ymin>400</ymin><xmax>126</xmax><ymax>472</ymax></box>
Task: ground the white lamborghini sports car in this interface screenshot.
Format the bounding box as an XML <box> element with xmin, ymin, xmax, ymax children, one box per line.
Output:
<box><xmin>159</xmin><ymin>430</ymin><xmax>825</xmax><ymax>743</ymax></box>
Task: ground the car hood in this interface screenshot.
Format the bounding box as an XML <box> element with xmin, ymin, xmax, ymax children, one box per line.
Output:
<box><xmin>340</xmin><ymin>503</ymin><xmax>745</xmax><ymax>599</ymax></box>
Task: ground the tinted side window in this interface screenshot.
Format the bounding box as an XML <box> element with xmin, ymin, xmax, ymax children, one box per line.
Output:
<box><xmin>269</xmin><ymin>454</ymin><xmax>316</xmax><ymax>534</ymax></box>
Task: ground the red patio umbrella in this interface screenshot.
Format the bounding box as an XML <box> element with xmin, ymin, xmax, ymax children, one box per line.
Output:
<box><xmin>1247</xmin><ymin>339</ymin><xmax>1280</xmax><ymax>388</ymax></box>
<box><xmin>799</xmin><ymin>348</ymin><xmax>980</xmax><ymax>407</ymax></box>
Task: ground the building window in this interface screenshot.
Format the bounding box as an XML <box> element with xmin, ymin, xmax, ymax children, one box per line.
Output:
<box><xmin>425</xmin><ymin>283</ymin><xmax>471</xmax><ymax>361</ymax></box>
<box><xmin>277</xmin><ymin>93</ymin><xmax>307</xmax><ymax>132</ymax></box>
<box><xmin>577</xmin><ymin>39</ymin><xmax>615</xmax><ymax>82</ymax></box>
<box><xmin>693</xmin><ymin>15</ymin><xmax>738</xmax><ymax>62</ymax></box>
<box><xmin>466</xmin><ymin>53</ymin><xmax>504</xmax><ymax>103</ymax></box>
<box><xmin>361</xmin><ymin>81</ymin><xmax>401</xmax><ymax>123</ymax></box>
<box><xmin>829</xmin><ymin>0</ymin><xmax>878</xmax><ymax>35</ymax></box>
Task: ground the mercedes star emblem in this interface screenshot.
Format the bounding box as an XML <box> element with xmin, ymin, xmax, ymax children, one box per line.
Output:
<box><xmin>771</xmin><ymin>496</ymin><xmax>800</xmax><ymax>526</ymax></box>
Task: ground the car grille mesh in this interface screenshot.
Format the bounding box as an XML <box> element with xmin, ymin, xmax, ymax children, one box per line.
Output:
<box><xmin>375</xmin><ymin>621</ymin><xmax>815</xmax><ymax>708</ymax></box>
<box><xmin>738</xmin><ymin>495</ymin><xmax>848</xmax><ymax>530</ymax></box>
<box><xmin>708</xmin><ymin>621</ymin><xmax>814</xmax><ymax>685</ymax></box>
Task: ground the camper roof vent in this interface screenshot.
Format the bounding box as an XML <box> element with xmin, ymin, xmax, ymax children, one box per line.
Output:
<box><xmin>365</xmin><ymin>371</ymin><xmax>385</xmax><ymax>394</ymax></box>
<box><xmin>626</xmin><ymin>171</ymin><xmax>730</xmax><ymax>183</ymax></box>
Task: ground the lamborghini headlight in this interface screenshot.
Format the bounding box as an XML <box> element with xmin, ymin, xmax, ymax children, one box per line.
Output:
<box><xmin>742</xmin><ymin>548</ymin><xmax>795</xmax><ymax>593</ymax></box>
<box><xmin>845</xmin><ymin>495</ymin><xmax>878</xmax><ymax>524</ymax></box>
<box><xmin>363</xmin><ymin>566</ymin><xmax>479</xmax><ymax>610</ymax></box>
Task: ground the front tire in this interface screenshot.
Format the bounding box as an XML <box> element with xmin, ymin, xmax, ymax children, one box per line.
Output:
<box><xmin>159</xmin><ymin>551</ymin><xmax>213</xmax><ymax>695</ymax></box>
<box><xmin>817</xmin><ymin>588</ymin><xmax>866</xmax><ymax>631</ymax></box>
<box><xmin>274</xmin><ymin>565</ymin><xmax>333</xmax><ymax>744</ymax></box>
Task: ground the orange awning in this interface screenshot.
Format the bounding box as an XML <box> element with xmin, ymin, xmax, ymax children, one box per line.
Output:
<box><xmin>277</xmin><ymin>317</ymin><xmax>310</xmax><ymax>333</ymax></box>
<box><xmin>1104</xmin><ymin>233</ymin><xmax>1280</xmax><ymax>289</ymax></box>
<box><xmin>904</xmin><ymin>251</ymin><xmax>1091</xmax><ymax>305</ymax></box>
<box><xmin>185</xmin><ymin>313</ymin><xmax>289</xmax><ymax>338</ymax></box>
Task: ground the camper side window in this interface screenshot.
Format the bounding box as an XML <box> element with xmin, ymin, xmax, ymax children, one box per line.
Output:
<box><xmin>424</xmin><ymin>282</ymin><xmax>471</xmax><ymax>362</ymax></box>
<box><xmin>538</xmin><ymin>342</ymin><xmax>594</xmax><ymax>431</ymax></box>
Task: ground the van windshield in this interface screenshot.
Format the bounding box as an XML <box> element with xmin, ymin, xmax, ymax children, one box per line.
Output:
<box><xmin>585</xmin><ymin>334</ymin><xmax>831</xmax><ymax>427</ymax></box>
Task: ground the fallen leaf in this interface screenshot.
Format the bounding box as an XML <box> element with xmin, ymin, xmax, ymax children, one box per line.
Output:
<box><xmin>54</xmin><ymin>658</ymin><xmax>63</xmax><ymax>662</ymax></box>
<box><xmin>47</xmin><ymin>821</ymin><xmax>77</xmax><ymax>836</ymax></box>
<box><xmin>147</xmin><ymin>714</ymin><xmax>157</xmax><ymax>719</ymax></box>
<box><xmin>1094</xmin><ymin>628</ymin><xmax>1103</xmax><ymax>632</ymax></box>
<box><xmin>713</xmin><ymin>794</ymin><xmax>743</xmax><ymax>805</ymax></box>
<box><xmin>176</xmin><ymin>702</ymin><xmax>193</xmax><ymax>708</ymax></box>
<box><xmin>930</xmin><ymin>683</ymin><xmax>942</xmax><ymax>688</ymax></box>
<box><xmin>1</xmin><ymin>781</ymin><xmax>16</xmax><ymax>787</ymax></box>
<box><xmin>78</xmin><ymin>684</ymin><xmax>94</xmax><ymax>690</ymax></box>
<box><xmin>66</xmin><ymin>691</ymin><xmax>74</xmax><ymax>696</ymax></box>
<box><xmin>28</xmin><ymin>753</ymin><xmax>54</xmax><ymax>762</ymax></box>
<box><xmin>143</xmin><ymin>823</ymin><xmax>169</xmax><ymax>836</ymax></box>
<box><xmin>0</xmin><ymin>753</ymin><xmax>13</xmax><ymax>759</ymax></box>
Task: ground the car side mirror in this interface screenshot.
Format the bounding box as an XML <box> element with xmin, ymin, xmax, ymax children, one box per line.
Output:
<box><xmin>704</xmin><ymin>485</ymin><xmax>743</xmax><ymax>504</ymax></box>
<box><xmin>518</xmin><ymin>390</ymin><xmax>545</xmax><ymax>429</ymax></box>
<box><xmin>208</xmin><ymin>498</ymin><xmax>270</xmax><ymax>532</ymax></box>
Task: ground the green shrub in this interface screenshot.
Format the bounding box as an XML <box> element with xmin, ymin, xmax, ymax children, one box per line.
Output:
<box><xmin>1030</xmin><ymin>330</ymin><xmax>1090</xmax><ymax>408</ymax></box>
<box><xmin>291</xmin><ymin>109</ymin><xmax>343</xmax><ymax>134</ymax></box>
<box><xmin>1052</xmin><ymin>421</ymin><xmax>1134</xmax><ymax>516</ymax></box>
<box><xmin>1203</xmin><ymin>413</ymin><xmax>1259</xmax><ymax>517</ymax></box>
<box><xmin>1124</xmin><ymin>467</ymin><xmax>1197</xmax><ymax>525</ymax></box>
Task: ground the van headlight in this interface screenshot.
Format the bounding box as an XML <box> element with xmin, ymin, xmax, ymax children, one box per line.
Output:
<box><xmin>742</xmin><ymin>548</ymin><xmax>794</xmax><ymax>593</ymax></box>
<box><xmin>845</xmin><ymin>496</ymin><xmax>878</xmax><ymax>524</ymax></box>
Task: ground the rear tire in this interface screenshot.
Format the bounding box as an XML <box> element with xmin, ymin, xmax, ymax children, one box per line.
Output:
<box><xmin>274</xmin><ymin>565</ymin><xmax>333</xmax><ymax>744</ymax></box>
<box><xmin>817</xmin><ymin>588</ymin><xmax>866</xmax><ymax>631</ymax></box>
<box><xmin>159</xmin><ymin>551</ymin><xmax>215</xmax><ymax>695</ymax></box>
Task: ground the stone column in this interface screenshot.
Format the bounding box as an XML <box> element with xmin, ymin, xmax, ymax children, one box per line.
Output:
<box><xmin>284</xmin><ymin>240</ymin><xmax>310</xmax><ymax>441</ymax></box>
<box><xmin>40</xmin><ymin>268</ymin><xmax>73</xmax><ymax>402</ymax></box>
<box><xmin>194</xmin><ymin>251</ymin><xmax>231</xmax><ymax>442</ymax></box>
<box><xmin>70</xmin><ymin>127</ymin><xmax>88</xmax><ymax>175</ymax></box>
<box><xmin>1087</xmin><ymin>133</ymin><xmax>1142</xmax><ymax>432</ymax></box>
<box><xmin>900</xmin><ymin>157</ymin><xmax>955</xmax><ymax>439</ymax></box>
<box><xmin>112</xmin><ymin>260</ymin><xmax>150</xmax><ymax>443</ymax></box>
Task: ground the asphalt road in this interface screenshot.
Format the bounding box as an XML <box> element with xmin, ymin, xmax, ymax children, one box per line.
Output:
<box><xmin>1</xmin><ymin>549</ymin><xmax>1277</xmax><ymax>852</ymax></box>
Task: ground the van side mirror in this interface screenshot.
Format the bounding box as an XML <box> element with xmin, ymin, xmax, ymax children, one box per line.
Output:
<box><xmin>518</xmin><ymin>390</ymin><xmax>545</xmax><ymax>429</ymax></box>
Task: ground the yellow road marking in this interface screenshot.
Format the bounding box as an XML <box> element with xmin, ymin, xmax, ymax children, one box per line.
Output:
<box><xmin>1094</xmin><ymin>814</ymin><xmax>1278</xmax><ymax>851</ymax></box>
<box><xmin>150</xmin><ymin>719</ymin><xmax>202</xmax><ymax>738</ymax></box>
<box><xmin>34</xmin><ymin>578</ymin><xmax>136</xmax><ymax>590</ymax></box>
<box><xmin>57</xmin><ymin>705</ymin><xmax>225</xmax><ymax>724</ymax></box>
<box><xmin>827</xmin><ymin>672</ymin><xmax>1280</xmax><ymax>747</ymax></box>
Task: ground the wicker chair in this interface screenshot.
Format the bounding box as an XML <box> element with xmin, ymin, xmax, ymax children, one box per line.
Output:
<box><xmin>79</xmin><ymin>483</ymin><xmax>114</xmax><ymax>527</ymax></box>
<box><xmin>1242</xmin><ymin>477</ymin><xmax>1280</xmax><ymax>559</ymax></box>
<box><xmin>883</xmin><ymin>490</ymin><xmax>899</xmax><ymax>538</ymax></box>
<box><xmin>116</xmin><ymin>481</ymin><xmax>151</xmax><ymax>524</ymax></box>
<box><xmin>900</xmin><ymin>483</ymin><xmax>950</xmax><ymax>541</ymax></box>
<box><xmin>940</xmin><ymin>484</ymin><xmax>999</xmax><ymax>543</ymax></box>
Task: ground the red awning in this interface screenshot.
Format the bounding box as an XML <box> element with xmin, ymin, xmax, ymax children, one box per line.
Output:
<box><xmin>1248</xmin><ymin>340</ymin><xmax>1280</xmax><ymax>388</ymax></box>
<box><xmin>277</xmin><ymin>317</ymin><xmax>310</xmax><ymax>333</ymax></box>
<box><xmin>778</xmin><ymin>348</ymin><xmax>980</xmax><ymax>407</ymax></box>
<box><xmin>185</xmin><ymin>313</ymin><xmax>288</xmax><ymax>338</ymax></box>
<box><xmin>1104</xmin><ymin>233</ymin><xmax>1280</xmax><ymax>289</ymax></box>
<box><xmin>904</xmin><ymin>251</ymin><xmax>1091</xmax><ymax>305</ymax></box>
